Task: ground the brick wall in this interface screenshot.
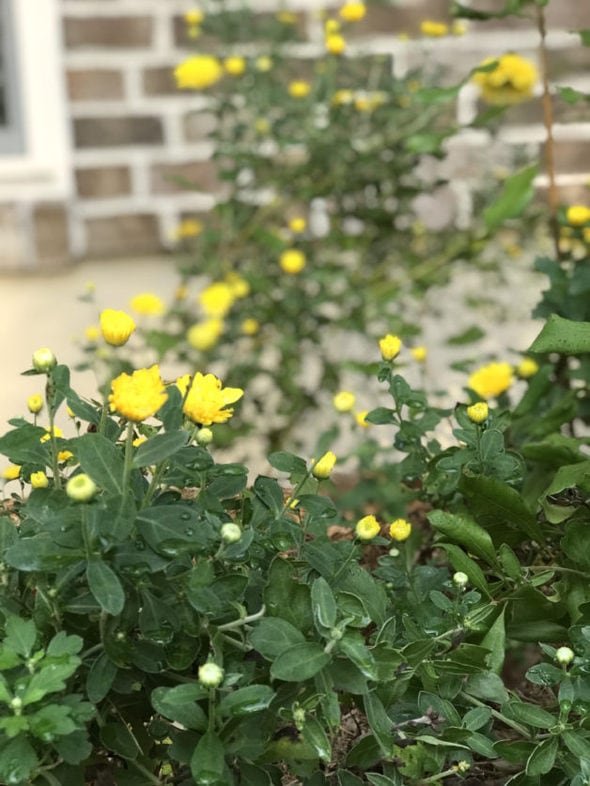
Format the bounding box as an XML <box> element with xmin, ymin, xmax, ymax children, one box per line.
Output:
<box><xmin>1</xmin><ymin>0</ymin><xmax>589</xmax><ymax>269</ymax></box>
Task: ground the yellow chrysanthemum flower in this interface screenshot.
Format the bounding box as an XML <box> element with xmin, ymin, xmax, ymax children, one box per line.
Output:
<box><xmin>175</xmin><ymin>219</ymin><xmax>203</xmax><ymax>239</ymax></box>
<box><xmin>174</xmin><ymin>55</ymin><xmax>223</xmax><ymax>90</ymax></box>
<box><xmin>27</xmin><ymin>394</ymin><xmax>43</xmax><ymax>414</ymax></box>
<box><xmin>411</xmin><ymin>346</ymin><xmax>427</xmax><ymax>362</ymax></box>
<box><xmin>355</xmin><ymin>410</ymin><xmax>371</xmax><ymax>428</ymax></box>
<box><xmin>466</xmin><ymin>402</ymin><xmax>489</xmax><ymax>424</ymax></box>
<box><xmin>199</xmin><ymin>283</ymin><xmax>236</xmax><ymax>318</ymax></box>
<box><xmin>339</xmin><ymin>2</ymin><xmax>366</xmax><ymax>22</ymax></box>
<box><xmin>289</xmin><ymin>217</ymin><xmax>307</xmax><ymax>234</ymax></box>
<box><xmin>109</xmin><ymin>366</ymin><xmax>168</xmax><ymax>422</ymax></box>
<box><xmin>312</xmin><ymin>451</ymin><xmax>337</xmax><ymax>480</ymax></box>
<box><xmin>517</xmin><ymin>358</ymin><xmax>539</xmax><ymax>378</ymax></box>
<box><xmin>130</xmin><ymin>292</ymin><xmax>165</xmax><ymax>316</ymax></box>
<box><xmin>333</xmin><ymin>391</ymin><xmax>356</xmax><ymax>412</ymax></box>
<box><xmin>325</xmin><ymin>33</ymin><xmax>346</xmax><ymax>55</ymax></box>
<box><xmin>184</xmin><ymin>10</ymin><xmax>204</xmax><ymax>26</ymax></box>
<box><xmin>255</xmin><ymin>56</ymin><xmax>273</xmax><ymax>72</ymax></box>
<box><xmin>187</xmin><ymin>319</ymin><xmax>224</xmax><ymax>351</ymax></box>
<box><xmin>468</xmin><ymin>362</ymin><xmax>514</xmax><ymax>400</ymax></box>
<box><xmin>325</xmin><ymin>19</ymin><xmax>340</xmax><ymax>34</ymax></box>
<box><xmin>2</xmin><ymin>464</ymin><xmax>21</xmax><ymax>481</ymax></box>
<box><xmin>566</xmin><ymin>205</ymin><xmax>590</xmax><ymax>226</ymax></box>
<box><xmin>379</xmin><ymin>334</ymin><xmax>402</xmax><ymax>361</ymax></box>
<box><xmin>332</xmin><ymin>89</ymin><xmax>354</xmax><ymax>106</ymax></box>
<box><xmin>225</xmin><ymin>273</ymin><xmax>250</xmax><ymax>298</ymax></box>
<box><xmin>100</xmin><ymin>309</ymin><xmax>136</xmax><ymax>347</ymax></box>
<box><xmin>356</xmin><ymin>514</ymin><xmax>380</xmax><ymax>540</ymax></box>
<box><xmin>182</xmin><ymin>372</ymin><xmax>244</xmax><ymax>426</ymax></box>
<box><xmin>280</xmin><ymin>249</ymin><xmax>306</xmax><ymax>274</ymax></box>
<box><xmin>288</xmin><ymin>80</ymin><xmax>311</xmax><ymax>99</ymax></box>
<box><xmin>30</xmin><ymin>471</ymin><xmax>49</xmax><ymax>489</ymax></box>
<box><xmin>420</xmin><ymin>20</ymin><xmax>449</xmax><ymax>37</ymax></box>
<box><xmin>472</xmin><ymin>54</ymin><xmax>538</xmax><ymax>105</ymax></box>
<box><xmin>85</xmin><ymin>325</ymin><xmax>100</xmax><ymax>343</ymax></box>
<box><xmin>241</xmin><ymin>318</ymin><xmax>260</xmax><ymax>336</ymax></box>
<box><xmin>389</xmin><ymin>518</ymin><xmax>412</xmax><ymax>541</ymax></box>
<box><xmin>224</xmin><ymin>56</ymin><xmax>246</xmax><ymax>76</ymax></box>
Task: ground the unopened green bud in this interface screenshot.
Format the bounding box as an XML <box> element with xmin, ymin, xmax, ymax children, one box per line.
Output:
<box><xmin>32</xmin><ymin>348</ymin><xmax>57</xmax><ymax>373</ymax></box>
<box><xmin>329</xmin><ymin>628</ymin><xmax>343</xmax><ymax>640</ymax></box>
<box><xmin>221</xmin><ymin>523</ymin><xmax>242</xmax><ymax>543</ymax></box>
<box><xmin>10</xmin><ymin>697</ymin><xmax>23</xmax><ymax>714</ymax></box>
<box><xmin>293</xmin><ymin>707</ymin><xmax>306</xmax><ymax>728</ymax></box>
<box><xmin>66</xmin><ymin>473</ymin><xmax>97</xmax><ymax>502</ymax></box>
<box><xmin>556</xmin><ymin>646</ymin><xmax>574</xmax><ymax>665</ymax></box>
<box><xmin>196</xmin><ymin>427</ymin><xmax>213</xmax><ymax>446</ymax></box>
<box><xmin>198</xmin><ymin>662</ymin><xmax>224</xmax><ymax>687</ymax></box>
<box><xmin>453</xmin><ymin>571</ymin><xmax>469</xmax><ymax>588</ymax></box>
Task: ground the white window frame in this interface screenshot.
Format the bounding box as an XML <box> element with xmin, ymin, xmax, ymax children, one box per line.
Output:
<box><xmin>0</xmin><ymin>0</ymin><xmax>24</xmax><ymax>154</ymax></box>
<box><xmin>0</xmin><ymin>0</ymin><xmax>72</xmax><ymax>200</ymax></box>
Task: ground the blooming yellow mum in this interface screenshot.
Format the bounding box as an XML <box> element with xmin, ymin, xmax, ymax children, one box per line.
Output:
<box><xmin>517</xmin><ymin>358</ymin><xmax>539</xmax><ymax>378</ymax></box>
<box><xmin>332</xmin><ymin>89</ymin><xmax>354</xmax><ymax>106</ymax></box>
<box><xmin>256</xmin><ymin>56</ymin><xmax>273</xmax><ymax>72</ymax></box>
<box><xmin>130</xmin><ymin>292</ymin><xmax>165</xmax><ymax>316</ymax></box>
<box><xmin>289</xmin><ymin>217</ymin><xmax>307</xmax><ymax>234</ymax></box>
<box><xmin>472</xmin><ymin>54</ymin><xmax>538</xmax><ymax>105</ymax></box>
<box><xmin>389</xmin><ymin>518</ymin><xmax>412</xmax><ymax>541</ymax></box>
<box><xmin>241</xmin><ymin>318</ymin><xmax>260</xmax><ymax>336</ymax></box>
<box><xmin>174</xmin><ymin>55</ymin><xmax>223</xmax><ymax>90</ymax></box>
<box><xmin>225</xmin><ymin>273</ymin><xmax>250</xmax><ymax>299</ymax></box>
<box><xmin>566</xmin><ymin>205</ymin><xmax>590</xmax><ymax>226</ymax></box>
<box><xmin>466</xmin><ymin>402</ymin><xmax>489</xmax><ymax>424</ymax></box>
<box><xmin>468</xmin><ymin>362</ymin><xmax>514</xmax><ymax>400</ymax></box>
<box><xmin>420</xmin><ymin>20</ymin><xmax>449</xmax><ymax>37</ymax></box>
<box><xmin>184</xmin><ymin>10</ymin><xmax>204</xmax><ymax>26</ymax></box>
<box><xmin>339</xmin><ymin>2</ymin><xmax>366</xmax><ymax>22</ymax></box>
<box><xmin>176</xmin><ymin>219</ymin><xmax>203</xmax><ymax>239</ymax></box>
<box><xmin>100</xmin><ymin>309</ymin><xmax>136</xmax><ymax>347</ymax></box>
<box><xmin>2</xmin><ymin>464</ymin><xmax>21</xmax><ymax>481</ymax></box>
<box><xmin>109</xmin><ymin>366</ymin><xmax>168</xmax><ymax>422</ymax></box>
<box><xmin>199</xmin><ymin>282</ymin><xmax>235</xmax><ymax>318</ymax></box>
<box><xmin>356</xmin><ymin>514</ymin><xmax>380</xmax><ymax>540</ymax></box>
<box><xmin>280</xmin><ymin>249</ymin><xmax>306</xmax><ymax>275</ymax></box>
<box><xmin>288</xmin><ymin>80</ymin><xmax>311</xmax><ymax>99</ymax></box>
<box><xmin>85</xmin><ymin>325</ymin><xmax>100</xmax><ymax>342</ymax></box>
<box><xmin>312</xmin><ymin>451</ymin><xmax>337</xmax><ymax>480</ymax></box>
<box><xmin>333</xmin><ymin>391</ymin><xmax>356</xmax><ymax>412</ymax></box>
<box><xmin>27</xmin><ymin>394</ymin><xmax>43</xmax><ymax>414</ymax></box>
<box><xmin>325</xmin><ymin>33</ymin><xmax>346</xmax><ymax>55</ymax></box>
<box><xmin>379</xmin><ymin>334</ymin><xmax>402</xmax><ymax>361</ymax></box>
<box><xmin>182</xmin><ymin>372</ymin><xmax>243</xmax><ymax>426</ymax></box>
<box><xmin>187</xmin><ymin>319</ymin><xmax>224</xmax><ymax>351</ymax></box>
<box><xmin>355</xmin><ymin>410</ymin><xmax>371</xmax><ymax>428</ymax></box>
<box><xmin>411</xmin><ymin>346</ymin><xmax>427</xmax><ymax>363</ymax></box>
<box><xmin>224</xmin><ymin>56</ymin><xmax>246</xmax><ymax>76</ymax></box>
<box><xmin>30</xmin><ymin>471</ymin><xmax>49</xmax><ymax>489</ymax></box>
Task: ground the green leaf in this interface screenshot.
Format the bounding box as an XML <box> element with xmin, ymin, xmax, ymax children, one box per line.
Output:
<box><xmin>28</xmin><ymin>705</ymin><xmax>77</xmax><ymax>739</ymax></box>
<box><xmin>540</xmin><ymin>461</ymin><xmax>590</xmax><ymax>524</ymax></box>
<box><xmin>311</xmin><ymin>577</ymin><xmax>337</xmax><ymax>629</ymax></box>
<box><xmin>525</xmin><ymin>735</ymin><xmax>558</xmax><ymax>776</ymax></box>
<box><xmin>136</xmin><ymin>505</ymin><xmax>206</xmax><ymax>556</ymax></box>
<box><xmin>249</xmin><ymin>618</ymin><xmax>305</xmax><ymax>660</ymax></box>
<box><xmin>578</xmin><ymin>29</ymin><xmax>590</xmax><ymax>46</ymax></box>
<box><xmin>529</xmin><ymin>314</ymin><xmax>590</xmax><ymax>355</ymax></box>
<box><xmin>75</xmin><ymin>433</ymin><xmax>124</xmax><ymax>495</ymax></box>
<box><xmin>86</xmin><ymin>559</ymin><xmax>125</xmax><ymax>615</ymax></box>
<box><xmin>428</xmin><ymin>510</ymin><xmax>496</xmax><ymax>566</ymax></box>
<box><xmin>86</xmin><ymin>652</ymin><xmax>118</xmax><ymax>703</ymax></box>
<box><xmin>66</xmin><ymin>388</ymin><xmax>100</xmax><ymax>424</ymax></box>
<box><xmin>480</xmin><ymin>608</ymin><xmax>506</xmax><ymax>674</ymax></box>
<box><xmin>100</xmin><ymin>721</ymin><xmax>140</xmax><ymax>760</ymax></box>
<box><xmin>337</xmin><ymin>637</ymin><xmax>378</xmax><ymax>680</ymax></box>
<box><xmin>271</xmin><ymin>643</ymin><xmax>331</xmax><ymax>682</ymax></box>
<box><xmin>4</xmin><ymin>616</ymin><xmax>36</xmax><ymax>657</ymax></box>
<box><xmin>253</xmin><ymin>476</ymin><xmax>284</xmax><ymax>516</ymax></box>
<box><xmin>264</xmin><ymin>557</ymin><xmax>313</xmax><ymax>632</ymax></box>
<box><xmin>151</xmin><ymin>684</ymin><xmax>208</xmax><ymax>730</ymax></box>
<box><xmin>463</xmin><ymin>706</ymin><xmax>492</xmax><ymax>731</ymax></box>
<box><xmin>53</xmin><ymin>729</ymin><xmax>92</xmax><ymax>765</ymax></box>
<box><xmin>447</xmin><ymin>325</ymin><xmax>485</xmax><ymax>345</ymax></box>
<box><xmin>525</xmin><ymin>663</ymin><xmax>563</xmax><ymax>686</ymax></box>
<box><xmin>218</xmin><ymin>685</ymin><xmax>275</xmax><ymax>717</ymax></box>
<box><xmin>0</xmin><ymin>735</ymin><xmax>39</xmax><ymax>784</ymax></box>
<box><xmin>0</xmin><ymin>424</ymin><xmax>47</xmax><ymax>464</ymax></box>
<box><xmin>190</xmin><ymin>731</ymin><xmax>225</xmax><ymax>785</ymax></box>
<box><xmin>47</xmin><ymin>631</ymin><xmax>83</xmax><ymax>657</ymax></box>
<box><xmin>498</xmin><ymin>544</ymin><xmax>522</xmax><ymax>580</ymax></box>
<box><xmin>365</xmin><ymin>407</ymin><xmax>395</xmax><ymax>426</ymax></box>
<box><xmin>484</xmin><ymin>164</ymin><xmax>537</xmax><ymax>231</ymax></box>
<box><xmin>23</xmin><ymin>661</ymin><xmax>80</xmax><ymax>705</ymax></box>
<box><xmin>302</xmin><ymin>717</ymin><xmax>331</xmax><ymax>762</ymax></box>
<box><xmin>363</xmin><ymin>691</ymin><xmax>393</xmax><ymax>757</ymax></box>
<box><xmin>557</xmin><ymin>86</ymin><xmax>589</xmax><ymax>104</ymax></box>
<box><xmin>464</xmin><ymin>672</ymin><xmax>509</xmax><ymax>704</ymax></box>
<box><xmin>439</xmin><ymin>543</ymin><xmax>491</xmax><ymax>597</ymax></box>
<box><xmin>561</xmin><ymin>730</ymin><xmax>590</xmax><ymax>758</ymax></box>
<box><xmin>132</xmin><ymin>430</ymin><xmax>189</xmax><ymax>468</ymax></box>
<box><xmin>505</xmin><ymin>701</ymin><xmax>556</xmax><ymax>728</ymax></box>
<box><xmin>268</xmin><ymin>451</ymin><xmax>307</xmax><ymax>476</ymax></box>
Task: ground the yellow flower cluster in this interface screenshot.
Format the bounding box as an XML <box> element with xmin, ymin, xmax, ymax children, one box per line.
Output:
<box><xmin>177</xmin><ymin>373</ymin><xmax>243</xmax><ymax>426</ymax></box>
<box><xmin>567</xmin><ymin>205</ymin><xmax>590</xmax><ymax>226</ymax></box>
<box><xmin>468</xmin><ymin>362</ymin><xmax>514</xmax><ymax>400</ymax></box>
<box><xmin>420</xmin><ymin>20</ymin><xmax>449</xmax><ymax>37</ymax></box>
<box><xmin>187</xmin><ymin>319</ymin><xmax>224</xmax><ymax>351</ymax></box>
<box><xmin>109</xmin><ymin>366</ymin><xmax>168</xmax><ymax>422</ymax></box>
<box><xmin>472</xmin><ymin>54</ymin><xmax>538</xmax><ymax>105</ymax></box>
<box><xmin>174</xmin><ymin>55</ymin><xmax>223</xmax><ymax>90</ymax></box>
<box><xmin>130</xmin><ymin>292</ymin><xmax>165</xmax><ymax>316</ymax></box>
<box><xmin>199</xmin><ymin>282</ymin><xmax>236</xmax><ymax>318</ymax></box>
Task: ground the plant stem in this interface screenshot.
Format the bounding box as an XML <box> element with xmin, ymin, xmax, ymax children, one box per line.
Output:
<box><xmin>536</xmin><ymin>4</ymin><xmax>562</xmax><ymax>262</ymax></box>
<box><xmin>216</xmin><ymin>604</ymin><xmax>266</xmax><ymax>631</ymax></box>
<box><xmin>122</xmin><ymin>420</ymin><xmax>135</xmax><ymax>496</ymax></box>
<box><xmin>128</xmin><ymin>759</ymin><xmax>163</xmax><ymax>785</ymax></box>
<box><xmin>460</xmin><ymin>691</ymin><xmax>532</xmax><ymax>738</ymax></box>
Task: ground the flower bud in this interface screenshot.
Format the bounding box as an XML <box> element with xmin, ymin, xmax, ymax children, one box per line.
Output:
<box><xmin>198</xmin><ymin>662</ymin><xmax>224</xmax><ymax>687</ymax></box>
<box><xmin>10</xmin><ymin>697</ymin><xmax>23</xmax><ymax>714</ymax></box>
<box><xmin>453</xmin><ymin>571</ymin><xmax>469</xmax><ymax>588</ymax></box>
<box><xmin>379</xmin><ymin>334</ymin><xmax>401</xmax><ymax>361</ymax></box>
<box><xmin>196</xmin><ymin>427</ymin><xmax>213</xmax><ymax>446</ymax></box>
<box><xmin>221</xmin><ymin>523</ymin><xmax>242</xmax><ymax>543</ymax></box>
<box><xmin>66</xmin><ymin>473</ymin><xmax>98</xmax><ymax>503</ymax></box>
<box><xmin>312</xmin><ymin>451</ymin><xmax>336</xmax><ymax>480</ymax></box>
<box><xmin>30</xmin><ymin>471</ymin><xmax>49</xmax><ymax>489</ymax></box>
<box><xmin>333</xmin><ymin>391</ymin><xmax>356</xmax><ymax>412</ymax></box>
<box><xmin>27</xmin><ymin>394</ymin><xmax>43</xmax><ymax>414</ymax></box>
<box><xmin>32</xmin><ymin>348</ymin><xmax>57</xmax><ymax>373</ymax></box>
<box><xmin>355</xmin><ymin>514</ymin><xmax>380</xmax><ymax>541</ymax></box>
<box><xmin>389</xmin><ymin>518</ymin><xmax>412</xmax><ymax>542</ymax></box>
<box><xmin>100</xmin><ymin>309</ymin><xmax>136</xmax><ymax>347</ymax></box>
<box><xmin>555</xmin><ymin>646</ymin><xmax>574</xmax><ymax>665</ymax></box>
<box><xmin>466</xmin><ymin>402</ymin><xmax>489</xmax><ymax>424</ymax></box>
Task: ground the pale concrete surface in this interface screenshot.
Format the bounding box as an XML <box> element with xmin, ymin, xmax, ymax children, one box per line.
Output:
<box><xmin>0</xmin><ymin>257</ymin><xmax>179</xmax><ymax>431</ymax></box>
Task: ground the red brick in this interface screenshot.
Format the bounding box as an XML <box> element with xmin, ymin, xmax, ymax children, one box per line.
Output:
<box><xmin>85</xmin><ymin>214</ymin><xmax>161</xmax><ymax>257</ymax></box>
<box><xmin>63</xmin><ymin>16</ymin><xmax>153</xmax><ymax>49</ymax></box>
<box><xmin>73</xmin><ymin>116</ymin><xmax>163</xmax><ymax>148</ymax></box>
<box><xmin>150</xmin><ymin>160</ymin><xmax>220</xmax><ymax>195</ymax></box>
<box><xmin>67</xmin><ymin>69</ymin><xmax>125</xmax><ymax>101</ymax></box>
<box><xmin>75</xmin><ymin>166</ymin><xmax>132</xmax><ymax>198</ymax></box>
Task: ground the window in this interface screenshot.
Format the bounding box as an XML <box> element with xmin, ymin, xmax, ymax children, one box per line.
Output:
<box><xmin>0</xmin><ymin>0</ymin><xmax>23</xmax><ymax>154</ymax></box>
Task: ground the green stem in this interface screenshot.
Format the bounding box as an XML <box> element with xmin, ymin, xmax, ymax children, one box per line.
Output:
<box><xmin>526</xmin><ymin>565</ymin><xmax>590</xmax><ymax>579</ymax></box>
<box><xmin>332</xmin><ymin>542</ymin><xmax>360</xmax><ymax>584</ymax></box>
<box><xmin>216</xmin><ymin>604</ymin><xmax>266</xmax><ymax>631</ymax></box>
<box><xmin>128</xmin><ymin>757</ymin><xmax>163</xmax><ymax>785</ymax></box>
<box><xmin>460</xmin><ymin>691</ymin><xmax>532</xmax><ymax>738</ymax></box>
<box><xmin>208</xmin><ymin>688</ymin><xmax>216</xmax><ymax>732</ymax></box>
<box><xmin>122</xmin><ymin>421</ymin><xmax>135</xmax><ymax>496</ymax></box>
<box><xmin>419</xmin><ymin>767</ymin><xmax>461</xmax><ymax>784</ymax></box>
<box><xmin>141</xmin><ymin>460</ymin><xmax>169</xmax><ymax>509</ymax></box>
<box><xmin>279</xmin><ymin>466</ymin><xmax>314</xmax><ymax>517</ymax></box>
<box><xmin>47</xmin><ymin>392</ymin><xmax>62</xmax><ymax>491</ymax></box>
